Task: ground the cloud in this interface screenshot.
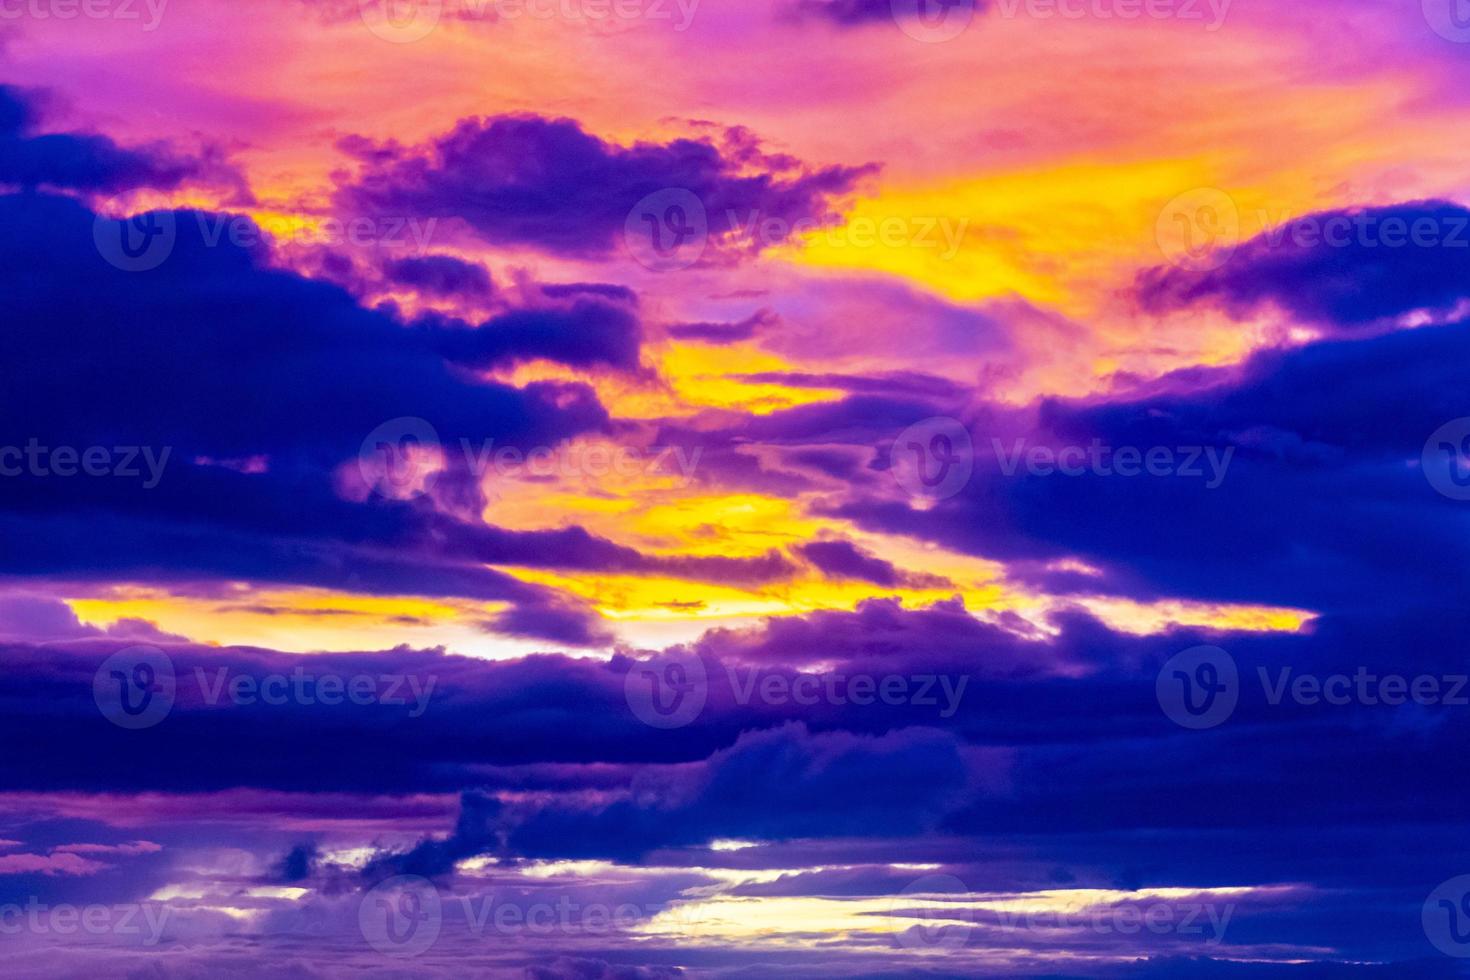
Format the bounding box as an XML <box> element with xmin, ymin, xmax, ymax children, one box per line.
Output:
<box><xmin>0</xmin><ymin>596</ymin><xmax>187</xmax><ymax>644</ymax></box>
<box><xmin>422</xmin><ymin>296</ymin><xmax>643</xmax><ymax>372</ymax></box>
<box><xmin>1135</xmin><ymin>201</ymin><xmax>1470</xmax><ymax>331</ymax></box>
<box><xmin>335</xmin><ymin>115</ymin><xmax>872</xmax><ymax>258</ymax></box>
<box><xmin>666</xmin><ymin>309</ymin><xmax>778</xmax><ymax>345</ymax></box>
<box><xmin>795</xmin><ymin>538</ymin><xmax>943</xmax><ymax>588</ymax></box>
<box><xmin>499</xmin><ymin>722</ymin><xmax>976</xmax><ymax>861</ymax></box>
<box><xmin>0</xmin><ymin>191</ymin><xmax>642</xmax><ymax>636</ymax></box>
<box><xmin>382</xmin><ymin>254</ymin><xmax>493</xmax><ymax>299</ymax></box>
<box><xmin>0</xmin><ymin>85</ymin><xmax>244</xmax><ymax>197</ymax></box>
<box><xmin>0</xmin><ymin>852</ymin><xmax>112</xmax><ymax>876</ymax></box>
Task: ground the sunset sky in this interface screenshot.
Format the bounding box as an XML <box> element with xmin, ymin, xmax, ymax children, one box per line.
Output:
<box><xmin>3</xmin><ymin>0</ymin><xmax>1470</xmax><ymax>975</ymax></box>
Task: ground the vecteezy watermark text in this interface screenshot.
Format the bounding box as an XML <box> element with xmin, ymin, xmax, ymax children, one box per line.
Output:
<box><xmin>622</xmin><ymin>649</ymin><xmax>971</xmax><ymax>729</ymax></box>
<box><xmin>987</xmin><ymin>900</ymin><xmax>1235</xmax><ymax>943</ymax></box>
<box><xmin>1158</xmin><ymin>645</ymin><xmax>1469</xmax><ymax>730</ymax></box>
<box><xmin>358</xmin><ymin>417</ymin><xmax>703</xmax><ymax>500</ymax></box>
<box><xmin>358</xmin><ymin>0</ymin><xmax>700</xmax><ymax>43</ymax></box>
<box><xmin>622</xmin><ymin>188</ymin><xmax>969</xmax><ymax>271</ymax></box>
<box><xmin>0</xmin><ymin>440</ymin><xmax>170</xmax><ymax>488</ymax></box>
<box><xmin>94</xmin><ymin>647</ymin><xmax>439</xmax><ymax>730</ymax></box>
<box><xmin>723</xmin><ymin>210</ymin><xmax>970</xmax><ymax>261</ymax></box>
<box><xmin>0</xmin><ymin>0</ymin><xmax>167</xmax><ymax>30</ymax></box>
<box><xmin>195</xmin><ymin>667</ymin><xmax>437</xmax><ymax>717</ymax></box>
<box><xmin>725</xmin><ymin>665</ymin><xmax>969</xmax><ymax>717</ymax></box>
<box><xmin>0</xmin><ymin>899</ymin><xmax>170</xmax><ymax>946</ymax></box>
<box><xmin>1157</xmin><ymin>189</ymin><xmax>1470</xmax><ymax>271</ymax></box>
<box><xmin>992</xmin><ymin>438</ymin><xmax>1233</xmax><ymax>488</ymax></box>
<box><xmin>94</xmin><ymin>211</ymin><xmax>438</xmax><ymax>273</ymax></box>
<box><xmin>888</xmin><ymin>418</ymin><xmax>1236</xmax><ymax>501</ymax></box>
<box><xmin>359</xmin><ymin>875</ymin><xmax>716</xmax><ymax>957</ymax></box>
<box><xmin>993</xmin><ymin>0</ymin><xmax>1230</xmax><ymax>29</ymax></box>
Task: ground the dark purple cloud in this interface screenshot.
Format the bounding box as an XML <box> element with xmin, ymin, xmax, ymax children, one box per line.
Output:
<box><xmin>382</xmin><ymin>253</ymin><xmax>494</xmax><ymax>298</ymax></box>
<box><xmin>422</xmin><ymin>297</ymin><xmax>644</xmax><ymax>372</ymax></box>
<box><xmin>796</xmin><ymin>538</ymin><xmax>931</xmax><ymax>587</ymax></box>
<box><xmin>483</xmin><ymin>597</ymin><xmax>617</xmax><ymax>648</ymax></box>
<box><xmin>667</xmin><ymin>309</ymin><xmax>777</xmax><ymax>345</ymax></box>
<box><xmin>0</xmin><ymin>596</ymin><xmax>1467</xmax><ymax>975</ymax></box>
<box><xmin>0</xmin><ymin>85</ymin><xmax>243</xmax><ymax>197</ymax></box>
<box><xmin>1136</xmin><ymin>201</ymin><xmax>1470</xmax><ymax>331</ymax></box>
<box><xmin>794</xmin><ymin>0</ymin><xmax>986</xmax><ymax>26</ymax></box>
<box><xmin>681</xmin><ymin>311</ymin><xmax>1470</xmax><ymax>614</ymax></box>
<box><xmin>335</xmin><ymin>115</ymin><xmax>873</xmax><ymax>258</ymax></box>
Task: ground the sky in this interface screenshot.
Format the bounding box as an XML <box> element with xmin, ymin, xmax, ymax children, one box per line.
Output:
<box><xmin>2</xmin><ymin>0</ymin><xmax>1470</xmax><ymax>975</ymax></box>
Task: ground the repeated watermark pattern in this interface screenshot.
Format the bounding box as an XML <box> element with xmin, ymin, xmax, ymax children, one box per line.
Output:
<box><xmin>1424</xmin><ymin>418</ymin><xmax>1470</xmax><ymax>500</ymax></box>
<box><xmin>94</xmin><ymin>647</ymin><xmax>177</xmax><ymax>730</ymax></box>
<box><xmin>1423</xmin><ymin>0</ymin><xmax>1470</xmax><ymax>43</ymax></box>
<box><xmin>993</xmin><ymin>437</ymin><xmax>1232</xmax><ymax>488</ymax></box>
<box><xmin>724</xmin><ymin>209</ymin><xmax>970</xmax><ymax>260</ymax></box>
<box><xmin>356</xmin><ymin>874</ymin><xmax>1242</xmax><ymax>958</ymax></box>
<box><xmin>986</xmin><ymin>900</ymin><xmax>1234</xmax><ymax>942</ymax></box>
<box><xmin>885</xmin><ymin>874</ymin><xmax>1233</xmax><ymax>954</ymax></box>
<box><xmin>1426</xmin><ymin>876</ymin><xmax>1470</xmax><ymax>957</ymax></box>
<box><xmin>1157</xmin><ymin>645</ymin><xmax>1469</xmax><ymax>730</ymax></box>
<box><xmin>624</xmin><ymin>649</ymin><xmax>708</xmax><ymax>729</ymax></box>
<box><xmin>1157</xmin><ymin>189</ymin><xmax>1470</xmax><ymax>271</ymax></box>
<box><xmin>889</xmin><ymin>417</ymin><xmax>1235</xmax><ymax>501</ymax></box>
<box><xmin>993</xmin><ymin>0</ymin><xmax>1230</xmax><ymax>29</ymax></box>
<box><xmin>0</xmin><ymin>441</ymin><xmax>170</xmax><ymax>487</ymax></box>
<box><xmin>889</xmin><ymin>0</ymin><xmax>975</xmax><ymax>42</ymax></box>
<box><xmin>623</xmin><ymin>649</ymin><xmax>970</xmax><ymax>728</ymax></box>
<box><xmin>94</xmin><ymin>647</ymin><xmax>439</xmax><ymax>729</ymax></box>
<box><xmin>359</xmin><ymin>875</ymin><xmax>717</xmax><ymax>956</ymax></box>
<box><xmin>94</xmin><ymin>211</ymin><xmax>438</xmax><ymax>272</ymax></box>
<box><xmin>889</xmin><ymin>873</ymin><xmax>974</xmax><ymax>951</ymax></box>
<box><xmin>725</xmin><ymin>665</ymin><xmax>969</xmax><ymax>717</ymax></box>
<box><xmin>888</xmin><ymin>0</ymin><xmax>1229</xmax><ymax>44</ymax></box>
<box><xmin>0</xmin><ymin>0</ymin><xmax>166</xmax><ymax>30</ymax></box>
<box><xmin>358</xmin><ymin>417</ymin><xmax>702</xmax><ymax>500</ymax></box>
<box><xmin>358</xmin><ymin>0</ymin><xmax>700</xmax><ymax>42</ymax></box>
<box><xmin>194</xmin><ymin>667</ymin><xmax>437</xmax><ymax>717</ymax></box>
<box><xmin>0</xmin><ymin>900</ymin><xmax>170</xmax><ymax>945</ymax></box>
<box><xmin>623</xmin><ymin>189</ymin><xmax>969</xmax><ymax>271</ymax></box>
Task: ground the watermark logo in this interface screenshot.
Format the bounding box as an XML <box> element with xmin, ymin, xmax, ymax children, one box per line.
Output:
<box><xmin>0</xmin><ymin>441</ymin><xmax>171</xmax><ymax>488</ymax></box>
<box><xmin>359</xmin><ymin>0</ymin><xmax>443</xmax><ymax>41</ymax></box>
<box><xmin>194</xmin><ymin>667</ymin><xmax>437</xmax><ymax>716</ymax></box>
<box><xmin>993</xmin><ymin>438</ymin><xmax>1233</xmax><ymax>488</ymax></box>
<box><xmin>1425</xmin><ymin>876</ymin><xmax>1470</xmax><ymax>956</ymax></box>
<box><xmin>992</xmin><ymin>0</ymin><xmax>1230</xmax><ymax>29</ymax></box>
<box><xmin>358</xmin><ymin>0</ymin><xmax>699</xmax><ymax>37</ymax></box>
<box><xmin>1259</xmin><ymin>667</ymin><xmax>1468</xmax><ymax>708</ymax></box>
<box><xmin>624</xmin><ymin>649</ymin><xmax>708</xmax><ymax>729</ymax></box>
<box><xmin>93</xmin><ymin>646</ymin><xmax>176</xmax><ymax>730</ymax></box>
<box><xmin>1423</xmin><ymin>418</ymin><xmax>1470</xmax><ymax>501</ymax></box>
<box><xmin>724</xmin><ymin>665</ymin><xmax>969</xmax><ymax>717</ymax></box>
<box><xmin>890</xmin><ymin>0</ymin><xmax>974</xmax><ymax>43</ymax></box>
<box><xmin>0</xmin><ymin>0</ymin><xmax>169</xmax><ymax>31</ymax></box>
<box><xmin>723</xmin><ymin>209</ymin><xmax>969</xmax><ymax>260</ymax></box>
<box><xmin>0</xmin><ymin>899</ymin><xmax>170</xmax><ymax>945</ymax></box>
<box><xmin>890</xmin><ymin>417</ymin><xmax>973</xmax><ymax>501</ymax></box>
<box><xmin>1156</xmin><ymin>188</ymin><xmax>1239</xmax><ymax>271</ymax></box>
<box><xmin>988</xmin><ymin>897</ymin><xmax>1233</xmax><ymax>942</ymax></box>
<box><xmin>359</xmin><ymin>417</ymin><xmax>442</xmax><ymax>500</ymax></box>
<box><xmin>624</xmin><ymin>188</ymin><xmax>708</xmax><ymax>271</ymax></box>
<box><xmin>354</xmin><ymin>423</ymin><xmax>704</xmax><ymax>500</ymax></box>
<box><xmin>360</xmin><ymin>875</ymin><xmax>443</xmax><ymax>957</ymax></box>
<box><xmin>888</xmin><ymin>874</ymin><xmax>972</xmax><ymax>952</ymax></box>
<box><xmin>1424</xmin><ymin>0</ymin><xmax>1470</xmax><ymax>42</ymax></box>
<box><xmin>1156</xmin><ymin>645</ymin><xmax>1238</xmax><ymax>730</ymax></box>
<box><xmin>93</xmin><ymin>211</ymin><xmax>176</xmax><ymax>272</ymax></box>
<box><xmin>95</xmin><ymin>211</ymin><xmax>438</xmax><ymax>272</ymax></box>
